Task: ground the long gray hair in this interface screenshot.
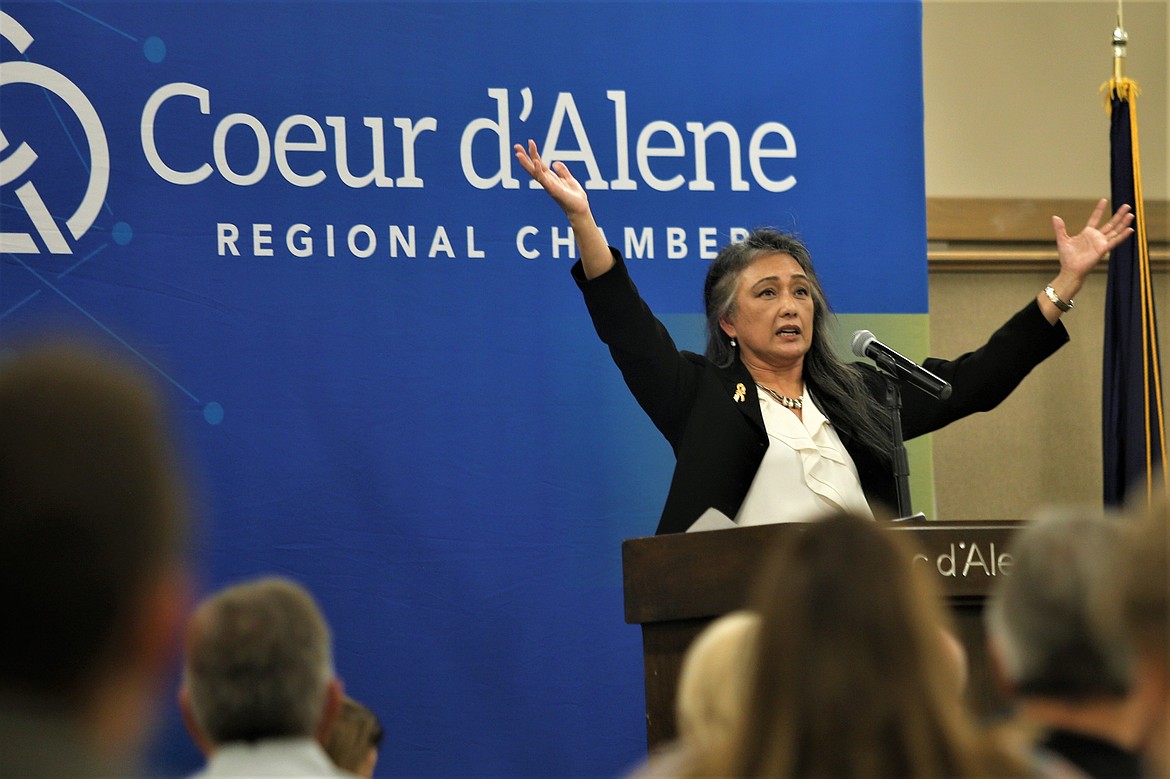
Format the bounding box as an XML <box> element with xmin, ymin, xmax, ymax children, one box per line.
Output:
<box><xmin>703</xmin><ymin>229</ymin><xmax>891</xmax><ymax>460</ymax></box>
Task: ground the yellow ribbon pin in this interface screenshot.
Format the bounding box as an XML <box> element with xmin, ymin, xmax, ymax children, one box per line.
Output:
<box><xmin>733</xmin><ymin>383</ymin><xmax>746</xmax><ymax>403</ymax></box>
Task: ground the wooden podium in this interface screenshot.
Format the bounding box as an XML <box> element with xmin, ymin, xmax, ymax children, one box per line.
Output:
<box><xmin>622</xmin><ymin>520</ymin><xmax>1023</xmax><ymax>748</ymax></box>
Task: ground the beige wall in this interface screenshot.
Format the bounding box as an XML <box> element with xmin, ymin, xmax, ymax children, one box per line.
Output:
<box><xmin>924</xmin><ymin>1</ymin><xmax>1168</xmax><ymax>200</ymax></box>
<box><xmin>923</xmin><ymin>1</ymin><xmax>1169</xmax><ymax>518</ymax></box>
<box><xmin>929</xmin><ymin>269</ymin><xmax>1168</xmax><ymax>518</ymax></box>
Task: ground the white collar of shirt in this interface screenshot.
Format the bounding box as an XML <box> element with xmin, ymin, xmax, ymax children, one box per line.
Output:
<box><xmin>734</xmin><ymin>388</ymin><xmax>873</xmax><ymax>525</ymax></box>
<box><xmin>196</xmin><ymin>737</ymin><xmax>356</xmax><ymax>778</ymax></box>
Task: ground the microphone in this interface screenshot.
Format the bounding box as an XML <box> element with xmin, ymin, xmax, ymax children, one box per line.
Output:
<box><xmin>850</xmin><ymin>330</ymin><xmax>953</xmax><ymax>401</ymax></box>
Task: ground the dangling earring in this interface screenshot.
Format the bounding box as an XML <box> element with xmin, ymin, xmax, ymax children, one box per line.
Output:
<box><xmin>730</xmin><ymin>338</ymin><xmax>737</xmax><ymax>348</ymax></box>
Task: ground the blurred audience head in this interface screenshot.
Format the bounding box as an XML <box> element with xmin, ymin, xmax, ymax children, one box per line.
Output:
<box><xmin>938</xmin><ymin>625</ymin><xmax>969</xmax><ymax>699</ymax></box>
<box><xmin>985</xmin><ymin>506</ymin><xmax>1131</xmax><ymax>702</ymax></box>
<box><xmin>674</xmin><ymin>610</ymin><xmax>759</xmax><ymax>757</ymax></box>
<box><xmin>180</xmin><ymin>576</ymin><xmax>342</xmax><ymax>754</ymax></box>
<box><xmin>693</xmin><ymin>511</ymin><xmax>1012</xmax><ymax>778</ymax></box>
<box><xmin>1109</xmin><ymin>485</ymin><xmax>1170</xmax><ymax>771</ymax></box>
<box><xmin>324</xmin><ymin>695</ymin><xmax>384</xmax><ymax>778</ymax></box>
<box><xmin>1114</xmin><ymin>485</ymin><xmax>1170</xmax><ymax>663</ymax></box>
<box><xmin>0</xmin><ymin>341</ymin><xmax>191</xmax><ymax>772</ymax></box>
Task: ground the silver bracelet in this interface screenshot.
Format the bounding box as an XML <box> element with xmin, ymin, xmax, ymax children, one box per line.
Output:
<box><xmin>1043</xmin><ymin>285</ymin><xmax>1074</xmax><ymax>312</ymax></box>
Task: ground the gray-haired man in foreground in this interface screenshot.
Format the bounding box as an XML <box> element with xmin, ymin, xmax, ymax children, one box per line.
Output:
<box><xmin>180</xmin><ymin>576</ymin><xmax>355</xmax><ymax>777</ymax></box>
<box><xmin>985</xmin><ymin>508</ymin><xmax>1145</xmax><ymax>778</ymax></box>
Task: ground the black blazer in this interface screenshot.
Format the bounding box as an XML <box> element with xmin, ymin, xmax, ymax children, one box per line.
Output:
<box><xmin>575</xmin><ymin>251</ymin><xmax>1069</xmax><ymax>535</ymax></box>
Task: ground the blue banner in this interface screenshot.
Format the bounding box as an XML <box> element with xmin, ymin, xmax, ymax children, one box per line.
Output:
<box><xmin>1</xmin><ymin>2</ymin><xmax>925</xmax><ymax>774</ymax></box>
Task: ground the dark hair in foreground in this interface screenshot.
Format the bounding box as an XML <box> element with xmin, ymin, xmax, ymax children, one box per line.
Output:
<box><xmin>703</xmin><ymin>229</ymin><xmax>892</xmax><ymax>461</ymax></box>
<box><xmin>0</xmin><ymin>343</ymin><xmax>186</xmax><ymax>703</ymax></box>
<box><xmin>689</xmin><ymin>512</ymin><xmax>1022</xmax><ymax>778</ymax></box>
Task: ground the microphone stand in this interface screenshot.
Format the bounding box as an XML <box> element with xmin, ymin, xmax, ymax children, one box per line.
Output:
<box><xmin>855</xmin><ymin>335</ymin><xmax>943</xmax><ymax>522</ymax></box>
<box><xmin>881</xmin><ymin>374</ymin><xmax>914</xmax><ymax>520</ymax></box>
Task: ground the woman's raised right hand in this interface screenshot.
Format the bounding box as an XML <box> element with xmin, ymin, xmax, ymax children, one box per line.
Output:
<box><xmin>514</xmin><ymin>139</ymin><xmax>613</xmax><ymax>278</ymax></box>
<box><xmin>513</xmin><ymin>140</ymin><xmax>592</xmax><ymax>220</ymax></box>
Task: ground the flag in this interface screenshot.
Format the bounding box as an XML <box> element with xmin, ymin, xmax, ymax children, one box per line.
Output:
<box><xmin>1102</xmin><ymin>76</ymin><xmax>1167</xmax><ymax>508</ymax></box>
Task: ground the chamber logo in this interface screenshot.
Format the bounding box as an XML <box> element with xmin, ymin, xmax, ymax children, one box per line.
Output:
<box><xmin>1</xmin><ymin>11</ymin><xmax>109</xmax><ymax>254</ymax></box>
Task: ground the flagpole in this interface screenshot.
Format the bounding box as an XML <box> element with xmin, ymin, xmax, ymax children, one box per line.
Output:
<box><xmin>1112</xmin><ymin>11</ymin><xmax>1127</xmax><ymax>81</ymax></box>
<box><xmin>1101</xmin><ymin>3</ymin><xmax>1169</xmax><ymax>507</ymax></box>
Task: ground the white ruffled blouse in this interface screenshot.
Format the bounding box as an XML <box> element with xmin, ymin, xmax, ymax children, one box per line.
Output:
<box><xmin>734</xmin><ymin>388</ymin><xmax>874</xmax><ymax>525</ymax></box>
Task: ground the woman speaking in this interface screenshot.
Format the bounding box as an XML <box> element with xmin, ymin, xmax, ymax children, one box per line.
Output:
<box><xmin>514</xmin><ymin>141</ymin><xmax>1133</xmax><ymax>534</ymax></box>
